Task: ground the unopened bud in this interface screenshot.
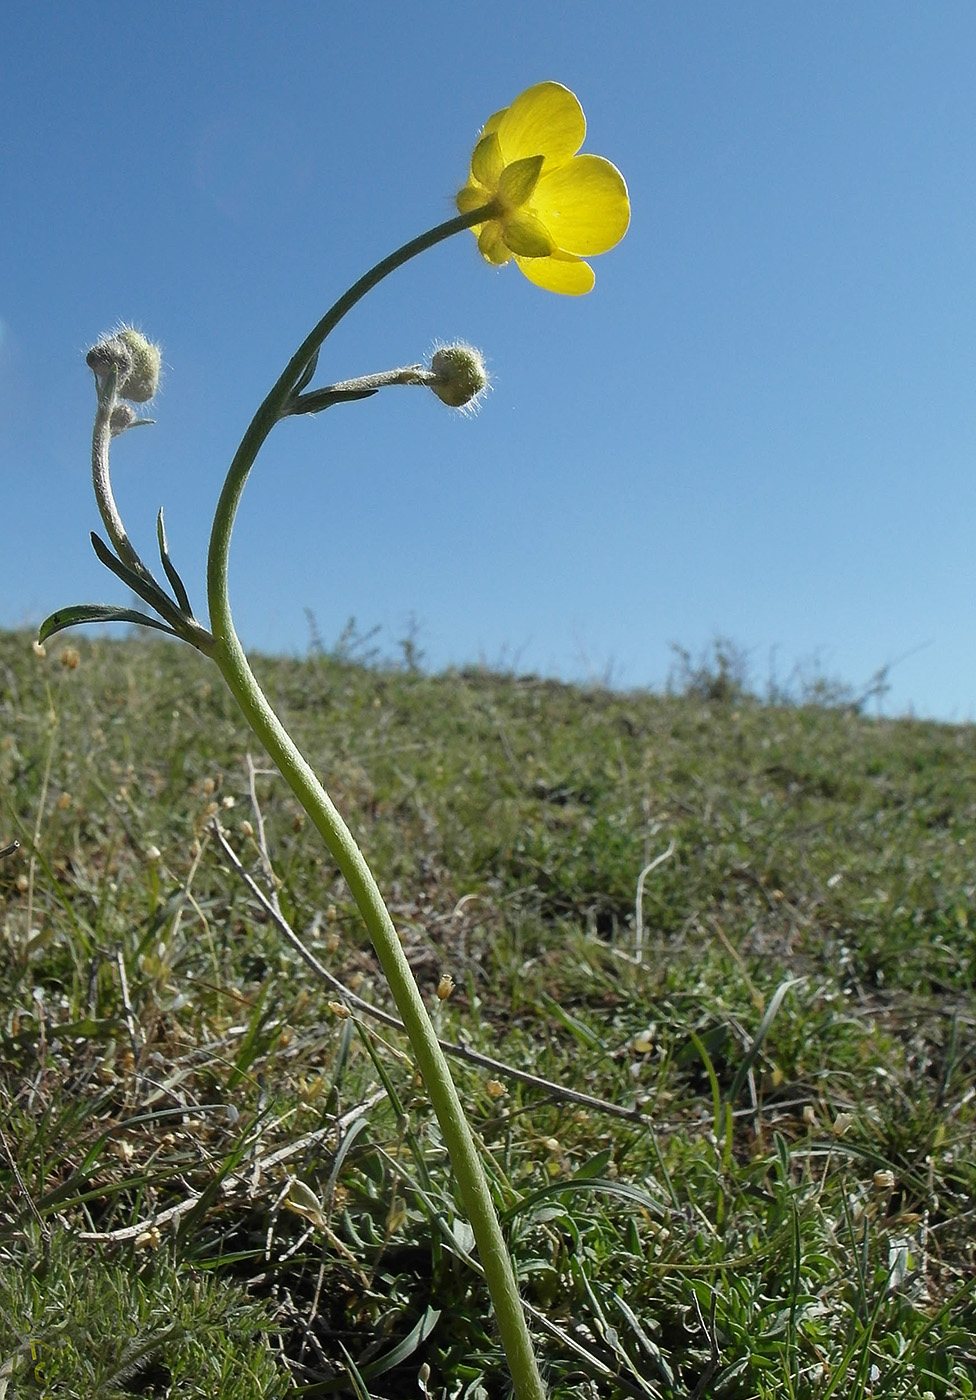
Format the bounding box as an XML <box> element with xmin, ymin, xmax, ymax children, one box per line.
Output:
<box><xmin>109</xmin><ymin>403</ymin><xmax>140</xmax><ymax>436</ymax></box>
<box><xmin>115</xmin><ymin>328</ymin><xmax>161</xmax><ymax>402</ymax></box>
<box><xmin>87</xmin><ymin>326</ymin><xmax>162</xmax><ymax>403</ymax></box>
<box><xmin>87</xmin><ymin>337</ymin><xmax>133</xmax><ymax>383</ymax></box>
<box><xmin>428</xmin><ymin>342</ymin><xmax>489</xmax><ymax>412</ymax></box>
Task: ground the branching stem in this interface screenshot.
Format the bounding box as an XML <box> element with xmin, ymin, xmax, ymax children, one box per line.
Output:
<box><xmin>205</xmin><ymin>208</ymin><xmax>545</xmax><ymax>1400</ymax></box>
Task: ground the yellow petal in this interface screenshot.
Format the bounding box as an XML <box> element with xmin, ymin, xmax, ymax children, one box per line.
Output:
<box><xmin>481</xmin><ymin>106</ymin><xmax>508</xmax><ymax>138</ymax></box>
<box><xmin>515</xmin><ymin>251</ymin><xmax>595</xmax><ymax>295</ymax></box>
<box><xmin>531</xmin><ymin>155</ymin><xmax>631</xmax><ymax>255</ymax></box>
<box><xmin>478</xmin><ymin>223</ymin><xmax>512</xmax><ymax>266</ymax></box>
<box><xmin>495</xmin><ymin>82</ymin><xmax>585</xmax><ymax>166</ymax></box>
<box><xmin>471</xmin><ymin>132</ymin><xmax>504</xmax><ymax>188</ymax></box>
<box><xmin>502</xmin><ymin>210</ymin><xmax>555</xmax><ymax>258</ymax></box>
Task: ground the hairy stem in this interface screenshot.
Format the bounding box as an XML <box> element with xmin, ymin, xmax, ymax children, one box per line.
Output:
<box><xmin>90</xmin><ymin>374</ymin><xmax>215</xmax><ymax>651</ymax></box>
<box><xmin>205</xmin><ymin>210</ymin><xmax>545</xmax><ymax>1400</ymax></box>
<box><xmin>91</xmin><ymin>372</ymin><xmax>145</xmax><ymax>577</ymax></box>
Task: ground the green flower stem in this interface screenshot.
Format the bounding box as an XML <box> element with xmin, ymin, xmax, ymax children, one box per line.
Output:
<box><xmin>209</xmin><ymin>646</ymin><xmax>546</xmax><ymax>1399</ymax></box>
<box><xmin>206</xmin><ymin>209</ymin><xmax>546</xmax><ymax>1400</ymax></box>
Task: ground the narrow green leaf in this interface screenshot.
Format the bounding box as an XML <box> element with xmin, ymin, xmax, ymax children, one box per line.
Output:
<box><xmin>541</xmin><ymin>993</ymin><xmax>604</xmax><ymax>1049</ymax></box>
<box><xmin>688</xmin><ymin>1027</ymin><xmax>723</xmax><ymax>1136</ymax></box>
<box><xmin>356</xmin><ymin>1306</ymin><xmax>440</xmax><ymax>1380</ymax></box>
<box><xmin>727</xmin><ymin>978</ymin><xmax>802</xmax><ymax>1107</ymax></box>
<box><xmin>89</xmin><ymin>531</ymin><xmax>177</xmax><ymax>620</ymax></box>
<box><xmin>291</xmin><ymin>347</ymin><xmax>320</xmax><ymax>397</ymax></box>
<box><xmin>325</xmin><ymin>1113</ymin><xmax>370</xmax><ymax>1205</ymax></box>
<box><xmin>156</xmin><ymin>508</ymin><xmax>193</xmax><ymax>613</ymax></box>
<box><xmin>38</xmin><ymin>605</ymin><xmax>180</xmax><ymax>644</ymax></box>
<box><xmin>89</xmin><ymin>529</ymin><xmax>165</xmax><ymax>602</ymax></box>
<box><xmin>227</xmin><ymin>979</ymin><xmax>272</xmax><ymax>1089</ymax></box>
<box><xmin>354</xmin><ymin>1020</ymin><xmax>406</xmax><ymax>1120</ymax></box>
<box><xmin>91</xmin><ymin>530</ymin><xmax>214</xmax><ymax>652</ymax></box>
<box><xmin>500</xmin><ymin>1176</ymin><xmax>667</xmax><ymax>1225</ymax></box>
<box><xmin>336</xmin><ymin>1344</ymin><xmax>372</xmax><ymax>1400</ymax></box>
<box><xmin>614</xmin><ymin>1293</ymin><xmax>674</xmax><ymax>1384</ymax></box>
<box><xmin>288</xmin><ymin>386</ymin><xmax>378</xmax><ymax>416</ymax></box>
<box><xmin>571</xmin><ymin>1148</ymin><xmax>614</xmax><ymax>1182</ymax></box>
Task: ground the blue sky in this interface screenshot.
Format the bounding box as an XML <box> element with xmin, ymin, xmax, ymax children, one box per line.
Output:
<box><xmin>3</xmin><ymin>3</ymin><xmax>976</xmax><ymax>718</ymax></box>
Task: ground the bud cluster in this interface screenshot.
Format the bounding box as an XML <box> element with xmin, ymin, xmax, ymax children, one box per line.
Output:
<box><xmin>86</xmin><ymin>326</ymin><xmax>162</xmax><ymax>405</ymax></box>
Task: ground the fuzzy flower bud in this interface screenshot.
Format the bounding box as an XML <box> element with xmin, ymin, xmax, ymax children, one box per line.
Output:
<box><xmin>86</xmin><ymin>337</ymin><xmax>133</xmax><ymax>383</ymax></box>
<box><xmin>109</xmin><ymin>403</ymin><xmax>140</xmax><ymax>437</ymax></box>
<box><xmin>428</xmin><ymin>342</ymin><xmax>489</xmax><ymax>412</ymax></box>
<box><xmin>115</xmin><ymin>328</ymin><xmax>161</xmax><ymax>402</ymax></box>
<box><xmin>87</xmin><ymin>326</ymin><xmax>162</xmax><ymax>403</ymax></box>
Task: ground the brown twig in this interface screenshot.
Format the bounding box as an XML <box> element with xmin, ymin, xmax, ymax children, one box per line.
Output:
<box><xmin>75</xmin><ymin>1095</ymin><xmax>383</xmax><ymax>1244</ymax></box>
<box><xmin>210</xmin><ymin>817</ymin><xmax>656</xmax><ymax>1127</ymax></box>
<box><xmin>212</xmin><ymin>814</ymin><xmax>818</xmax><ymax>1137</ymax></box>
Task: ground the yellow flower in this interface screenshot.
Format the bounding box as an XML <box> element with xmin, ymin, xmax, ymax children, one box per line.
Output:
<box><xmin>456</xmin><ymin>81</ymin><xmax>630</xmax><ymax>295</ymax></box>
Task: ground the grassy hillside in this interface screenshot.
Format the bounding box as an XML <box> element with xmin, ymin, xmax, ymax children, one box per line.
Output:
<box><xmin>1</xmin><ymin>628</ymin><xmax>974</xmax><ymax>1398</ymax></box>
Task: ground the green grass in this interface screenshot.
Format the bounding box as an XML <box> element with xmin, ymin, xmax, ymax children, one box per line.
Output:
<box><xmin>1</xmin><ymin>628</ymin><xmax>974</xmax><ymax>1398</ymax></box>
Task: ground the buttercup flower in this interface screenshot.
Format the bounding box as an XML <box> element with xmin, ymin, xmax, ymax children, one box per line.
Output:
<box><xmin>456</xmin><ymin>81</ymin><xmax>630</xmax><ymax>295</ymax></box>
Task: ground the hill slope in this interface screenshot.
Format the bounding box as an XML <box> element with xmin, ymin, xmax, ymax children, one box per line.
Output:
<box><xmin>1</xmin><ymin>630</ymin><xmax>974</xmax><ymax>1397</ymax></box>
